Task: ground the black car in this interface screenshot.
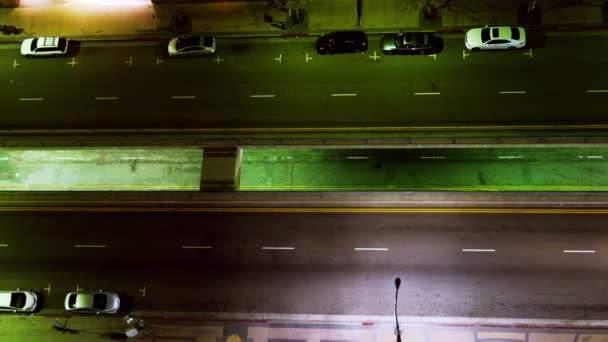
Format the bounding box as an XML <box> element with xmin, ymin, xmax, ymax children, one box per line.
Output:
<box><xmin>316</xmin><ymin>31</ymin><xmax>368</xmax><ymax>54</ymax></box>
<box><xmin>381</xmin><ymin>32</ymin><xmax>438</xmax><ymax>55</ymax></box>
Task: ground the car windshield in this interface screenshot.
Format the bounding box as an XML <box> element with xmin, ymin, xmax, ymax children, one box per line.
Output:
<box><xmin>68</xmin><ymin>294</ymin><xmax>77</xmax><ymax>308</ymax></box>
<box><xmin>30</xmin><ymin>38</ymin><xmax>38</xmax><ymax>51</ymax></box>
<box><xmin>10</xmin><ymin>293</ymin><xmax>26</xmax><ymax>308</ymax></box>
<box><xmin>203</xmin><ymin>36</ymin><xmax>214</xmax><ymax>47</ymax></box>
<box><xmin>481</xmin><ymin>28</ymin><xmax>491</xmax><ymax>42</ymax></box>
<box><xmin>511</xmin><ymin>27</ymin><xmax>520</xmax><ymax>40</ymax></box>
<box><xmin>176</xmin><ymin>36</ymin><xmax>200</xmax><ymax>50</ymax></box>
<box><xmin>93</xmin><ymin>294</ymin><xmax>107</xmax><ymax>310</ymax></box>
<box><xmin>58</xmin><ymin>38</ymin><xmax>68</xmax><ymax>51</ymax></box>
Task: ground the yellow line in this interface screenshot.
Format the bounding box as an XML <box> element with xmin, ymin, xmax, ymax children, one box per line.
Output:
<box><xmin>3</xmin><ymin>124</ymin><xmax>608</xmax><ymax>135</ymax></box>
<box><xmin>0</xmin><ymin>207</ymin><xmax>607</xmax><ymax>214</ymax></box>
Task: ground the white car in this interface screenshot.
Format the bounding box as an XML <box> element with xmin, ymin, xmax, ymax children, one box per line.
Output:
<box><xmin>0</xmin><ymin>290</ymin><xmax>37</xmax><ymax>313</ymax></box>
<box><xmin>465</xmin><ymin>26</ymin><xmax>526</xmax><ymax>51</ymax></box>
<box><xmin>20</xmin><ymin>37</ymin><xmax>69</xmax><ymax>57</ymax></box>
<box><xmin>168</xmin><ymin>35</ymin><xmax>216</xmax><ymax>56</ymax></box>
<box><xmin>64</xmin><ymin>291</ymin><xmax>120</xmax><ymax>314</ymax></box>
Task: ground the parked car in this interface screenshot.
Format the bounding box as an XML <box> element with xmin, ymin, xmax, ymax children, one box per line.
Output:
<box><xmin>465</xmin><ymin>26</ymin><xmax>526</xmax><ymax>51</ymax></box>
<box><xmin>168</xmin><ymin>35</ymin><xmax>216</xmax><ymax>56</ymax></box>
<box><xmin>64</xmin><ymin>291</ymin><xmax>120</xmax><ymax>314</ymax></box>
<box><xmin>20</xmin><ymin>37</ymin><xmax>69</xmax><ymax>57</ymax></box>
<box><xmin>381</xmin><ymin>32</ymin><xmax>439</xmax><ymax>55</ymax></box>
<box><xmin>316</xmin><ymin>31</ymin><xmax>368</xmax><ymax>54</ymax></box>
<box><xmin>0</xmin><ymin>290</ymin><xmax>37</xmax><ymax>313</ymax></box>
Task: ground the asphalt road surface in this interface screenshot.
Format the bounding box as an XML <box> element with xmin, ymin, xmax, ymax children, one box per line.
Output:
<box><xmin>1</xmin><ymin>34</ymin><xmax>608</xmax><ymax>130</ymax></box>
<box><xmin>2</xmin><ymin>208</ymin><xmax>608</xmax><ymax>319</ymax></box>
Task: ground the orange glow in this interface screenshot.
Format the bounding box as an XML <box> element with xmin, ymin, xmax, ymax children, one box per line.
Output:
<box><xmin>19</xmin><ymin>0</ymin><xmax>152</xmax><ymax>7</ymax></box>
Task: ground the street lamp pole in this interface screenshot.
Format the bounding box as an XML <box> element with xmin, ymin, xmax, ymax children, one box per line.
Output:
<box><xmin>394</xmin><ymin>277</ymin><xmax>402</xmax><ymax>342</ymax></box>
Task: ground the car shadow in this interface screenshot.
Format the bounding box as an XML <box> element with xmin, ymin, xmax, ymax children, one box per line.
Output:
<box><xmin>117</xmin><ymin>292</ymin><xmax>134</xmax><ymax>314</ymax></box>
<box><xmin>432</xmin><ymin>37</ymin><xmax>444</xmax><ymax>54</ymax></box>
<box><xmin>66</xmin><ymin>40</ymin><xmax>81</xmax><ymax>57</ymax></box>
<box><xmin>524</xmin><ymin>32</ymin><xmax>547</xmax><ymax>49</ymax></box>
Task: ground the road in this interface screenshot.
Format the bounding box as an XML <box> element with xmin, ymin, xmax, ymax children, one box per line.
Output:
<box><xmin>1</xmin><ymin>34</ymin><xmax>608</xmax><ymax>131</ymax></box>
<box><xmin>2</xmin><ymin>208</ymin><xmax>608</xmax><ymax>318</ymax></box>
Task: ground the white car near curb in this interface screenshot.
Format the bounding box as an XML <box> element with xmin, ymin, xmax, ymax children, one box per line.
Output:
<box><xmin>465</xmin><ymin>26</ymin><xmax>526</xmax><ymax>51</ymax></box>
<box><xmin>168</xmin><ymin>35</ymin><xmax>216</xmax><ymax>56</ymax></box>
<box><xmin>20</xmin><ymin>37</ymin><xmax>69</xmax><ymax>57</ymax></box>
<box><xmin>0</xmin><ymin>290</ymin><xmax>37</xmax><ymax>313</ymax></box>
<box><xmin>65</xmin><ymin>291</ymin><xmax>120</xmax><ymax>314</ymax></box>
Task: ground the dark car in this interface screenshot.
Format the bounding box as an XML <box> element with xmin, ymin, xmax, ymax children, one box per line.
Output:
<box><xmin>316</xmin><ymin>31</ymin><xmax>368</xmax><ymax>54</ymax></box>
<box><xmin>381</xmin><ymin>32</ymin><xmax>438</xmax><ymax>55</ymax></box>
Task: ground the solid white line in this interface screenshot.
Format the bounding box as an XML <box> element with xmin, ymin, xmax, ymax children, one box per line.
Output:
<box><xmin>462</xmin><ymin>249</ymin><xmax>495</xmax><ymax>252</ymax></box>
<box><xmin>0</xmin><ymin>158</ymin><xmax>8</xmax><ymax>161</ymax></box>
<box><xmin>19</xmin><ymin>98</ymin><xmax>43</xmax><ymax>101</ymax></box>
<box><xmin>250</xmin><ymin>94</ymin><xmax>276</xmax><ymax>98</ymax></box>
<box><xmin>586</xmin><ymin>156</ymin><xmax>604</xmax><ymax>159</ymax></box>
<box><xmin>414</xmin><ymin>92</ymin><xmax>440</xmax><ymax>95</ymax></box>
<box><xmin>181</xmin><ymin>246</ymin><xmax>212</xmax><ymax>249</ymax></box>
<box><xmin>171</xmin><ymin>96</ymin><xmax>196</xmax><ymax>99</ymax></box>
<box><xmin>261</xmin><ymin>247</ymin><xmax>295</xmax><ymax>250</ymax></box>
<box><xmin>498</xmin><ymin>156</ymin><xmax>523</xmax><ymax>159</ymax></box>
<box><xmin>354</xmin><ymin>247</ymin><xmax>389</xmax><ymax>251</ymax></box>
<box><xmin>74</xmin><ymin>244</ymin><xmax>107</xmax><ymax>248</ymax></box>
<box><xmin>587</xmin><ymin>89</ymin><xmax>608</xmax><ymax>93</ymax></box>
<box><xmin>499</xmin><ymin>91</ymin><xmax>527</xmax><ymax>94</ymax></box>
<box><xmin>0</xmin><ymin>244</ymin><xmax>7</xmax><ymax>247</ymax></box>
<box><xmin>346</xmin><ymin>156</ymin><xmax>370</xmax><ymax>160</ymax></box>
<box><xmin>331</xmin><ymin>93</ymin><xmax>357</xmax><ymax>97</ymax></box>
<box><xmin>94</xmin><ymin>97</ymin><xmax>119</xmax><ymax>100</ymax></box>
<box><xmin>421</xmin><ymin>156</ymin><xmax>446</xmax><ymax>159</ymax></box>
<box><xmin>563</xmin><ymin>250</ymin><xmax>595</xmax><ymax>253</ymax></box>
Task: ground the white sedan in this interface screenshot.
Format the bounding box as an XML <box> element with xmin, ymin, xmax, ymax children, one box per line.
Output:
<box><xmin>465</xmin><ymin>26</ymin><xmax>526</xmax><ymax>51</ymax></box>
<box><xmin>0</xmin><ymin>290</ymin><xmax>37</xmax><ymax>313</ymax></box>
<box><xmin>168</xmin><ymin>35</ymin><xmax>216</xmax><ymax>56</ymax></box>
<box><xmin>65</xmin><ymin>291</ymin><xmax>120</xmax><ymax>314</ymax></box>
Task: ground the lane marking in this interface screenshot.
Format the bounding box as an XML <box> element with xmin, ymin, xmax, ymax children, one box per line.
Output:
<box><xmin>94</xmin><ymin>97</ymin><xmax>119</xmax><ymax>100</ymax></box>
<box><xmin>0</xmin><ymin>244</ymin><xmax>7</xmax><ymax>247</ymax></box>
<box><xmin>331</xmin><ymin>93</ymin><xmax>357</xmax><ymax>97</ymax></box>
<box><xmin>524</xmin><ymin>48</ymin><xmax>533</xmax><ymax>58</ymax></box>
<box><xmin>261</xmin><ymin>246</ymin><xmax>295</xmax><ymax>250</ymax></box>
<box><xmin>429</xmin><ymin>53</ymin><xmax>437</xmax><ymax>60</ymax></box>
<box><xmin>462</xmin><ymin>249</ymin><xmax>495</xmax><ymax>252</ymax></box>
<box><xmin>369</xmin><ymin>51</ymin><xmax>381</xmax><ymax>61</ymax></box>
<box><xmin>250</xmin><ymin>94</ymin><xmax>276</xmax><ymax>98</ymax></box>
<box><xmin>462</xmin><ymin>49</ymin><xmax>470</xmax><ymax>60</ymax></box>
<box><xmin>586</xmin><ymin>156</ymin><xmax>603</xmax><ymax>159</ymax></box>
<box><xmin>156</xmin><ymin>57</ymin><xmax>163</xmax><ymax>66</ymax></box>
<box><xmin>0</xmin><ymin>158</ymin><xmax>8</xmax><ymax>161</ymax></box>
<box><xmin>214</xmin><ymin>55</ymin><xmax>224</xmax><ymax>63</ymax></box>
<box><xmin>354</xmin><ymin>247</ymin><xmax>388</xmax><ymax>251</ymax></box>
<box><xmin>124</xmin><ymin>56</ymin><xmax>133</xmax><ymax>67</ymax></box>
<box><xmin>414</xmin><ymin>92</ymin><xmax>440</xmax><ymax>95</ymax></box>
<box><xmin>74</xmin><ymin>244</ymin><xmax>107</xmax><ymax>248</ymax></box>
<box><xmin>13</xmin><ymin>59</ymin><xmax>19</xmax><ymax>69</ymax></box>
<box><xmin>305</xmin><ymin>53</ymin><xmax>312</xmax><ymax>63</ymax></box>
<box><xmin>498</xmin><ymin>156</ymin><xmax>523</xmax><ymax>159</ymax></box>
<box><xmin>563</xmin><ymin>249</ymin><xmax>595</xmax><ymax>253</ymax></box>
<box><xmin>346</xmin><ymin>156</ymin><xmax>370</xmax><ymax>160</ymax></box>
<box><xmin>587</xmin><ymin>89</ymin><xmax>608</xmax><ymax>93</ymax></box>
<box><xmin>421</xmin><ymin>156</ymin><xmax>445</xmax><ymax>159</ymax></box>
<box><xmin>171</xmin><ymin>95</ymin><xmax>196</xmax><ymax>99</ymax></box>
<box><xmin>181</xmin><ymin>246</ymin><xmax>212</xmax><ymax>249</ymax></box>
<box><xmin>67</xmin><ymin>58</ymin><xmax>78</xmax><ymax>67</ymax></box>
<box><xmin>275</xmin><ymin>54</ymin><xmax>282</xmax><ymax>63</ymax></box>
<box><xmin>19</xmin><ymin>98</ymin><xmax>43</xmax><ymax>101</ymax></box>
<box><xmin>499</xmin><ymin>91</ymin><xmax>526</xmax><ymax>94</ymax></box>
<box><xmin>139</xmin><ymin>286</ymin><xmax>146</xmax><ymax>297</ymax></box>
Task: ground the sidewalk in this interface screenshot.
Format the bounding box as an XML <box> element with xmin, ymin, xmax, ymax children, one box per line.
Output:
<box><xmin>0</xmin><ymin>0</ymin><xmax>608</xmax><ymax>43</ymax></box>
<box><xmin>5</xmin><ymin>312</ymin><xmax>608</xmax><ymax>342</ymax></box>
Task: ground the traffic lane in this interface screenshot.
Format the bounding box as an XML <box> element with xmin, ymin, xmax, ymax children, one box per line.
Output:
<box><xmin>1</xmin><ymin>211</ymin><xmax>607</xmax><ymax>269</ymax></box>
<box><xmin>2</xmin><ymin>37</ymin><xmax>608</xmax><ymax>129</ymax></box>
<box><xmin>2</xmin><ymin>261</ymin><xmax>608</xmax><ymax>318</ymax></box>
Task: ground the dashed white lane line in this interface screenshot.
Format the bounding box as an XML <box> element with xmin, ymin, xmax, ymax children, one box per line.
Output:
<box><xmin>0</xmin><ymin>244</ymin><xmax>7</xmax><ymax>247</ymax></box>
<box><xmin>354</xmin><ymin>247</ymin><xmax>389</xmax><ymax>251</ymax></box>
<box><xmin>587</xmin><ymin>89</ymin><xmax>608</xmax><ymax>93</ymax></box>
<box><xmin>421</xmin><ymin>156</ymin><xmax>446</xmax><ymax>159</ymax></box>
<box><xmin>499</xmin><ymin>91</ymin><xmax>527</xmax><ymax>94</ymax></box>
<box><xmin>346</xmin><ymin>156</ymin><xmax>370</xmax><ymax>160</ymax></box>
<box><xmin>171</xmin><ymin>95</ymin><xmax>196</xmax><ymax>99</ymax></box>
<box><xmin>586</xmin><ymin>156</ymin><xmax>604</xmax><ymax>159</ymax></box>
<box><xmin>250</xmin><ymin>94</ymin><xmax>276</xmax><ymax>98</ymax></box>
<box><xmin>414</xmin><ymin>92</ymin><xmax>440</xmax><ymax>96</ymax></box>
<box><xmin>331</xmin><ymin>93</ymin><xmax>357</xmax><ymax>97</ymax></box>
<box><xmin>563</xmin><ymin>250</ymin><xmax>596</xmax><ymax>253</ymax></box>
<box><xmin>181</xmin><ymin>246</ymin><xmax>212</xmax><ymax>249</ymax></box>
<box><xmin>19</xmin><ymin>97</ymin><xmax>43</xmax><ymax>101</ymax></box>
<box><xmin>261</xmin><ymin>246</ymin><xmax>295</xmax><ymax>250</ymax></box>
<box><xmin>94</xmin><ymin>97</ymin><xmax>119</xmax><ymax>100</ymax></box>
<box><xmin>498</xmin><ymin>156</ymin><xmax>523</xmax><ymax>159</ymax></box>
<box><xmin>462</xmin><ymin>249</ymin><xmax>495</xmax><ymax>253</ymax></box>
<box><xmin>74</xmin><ymin>244</ymin><xmax>107</xmax><ymax>248</ymax></box>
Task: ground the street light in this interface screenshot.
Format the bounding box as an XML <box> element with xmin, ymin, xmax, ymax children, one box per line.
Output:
<box><xmin>394</xmin><ymin>277</ymin><xmax>401</xmax><ymax>342</ymax></box>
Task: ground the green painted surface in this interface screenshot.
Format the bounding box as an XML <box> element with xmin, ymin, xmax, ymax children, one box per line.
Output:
<box><xmin>0</xmin><ymin>148</ymin><xmax>202</xmax><ymax>191</ymax></box>
<box><xmin>239</xmin><ymin>147</ymin><xmax>608</xmax><ymax>191</ymax></box>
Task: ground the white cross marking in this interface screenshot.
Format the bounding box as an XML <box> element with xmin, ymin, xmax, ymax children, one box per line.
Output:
<box><xmin>67</xmin><ymin>58</ymin><xmax>78</xmax><ymax>67</ymax></box>
<box><xmin>125</xmin><ymin>56</ymin><xmax>133</xmax><ymax>67</ymax></box>
<box><xmin>43</xmin><ymin>284</ymin><xmax>52</xmax><ymax>296</ymax></box>
<box><xmin>139</xmin><ymin>286</ymin><xmax>146</xmax><ymax>297</ymax></box>
<box><xmin>305</xmin><ymin>53</ymin><xmax>312</xmax><ymax>63</ymax></box>
<box><xmin>428</xmin><ymin>53</ymin><xmax>437</xmax><ymax>60</ymax></box>
<box><xmin>76</xmin><ymin>284</ymin><xmax>83</xmax><ymax>292</ymax></box>
<box><xmin>13</xmin><ymin>59</ymin><xmax>19</xmax><ymax>68</ymax></box>
<box><xmin>275</xmin><ymin>53</ymin><xmax>282</xmax><ymax>63</ymax></box>
<box><xmin>462</xmin><ymin>50</ymin><xmax>470</xmax><ymax>60</ymax></box>
<box><xmin>368</xmin><ymin>51</ymin><xmax>381</xmax><ymax>61</ymax></box>
<box><xmin>524</xmin><ymin>48</ymin><xmax>533</xmax><ymax>58</ymax></box>
<box><xmin>214</xmin><ymin>55</ymin><xmax>224</xmax><ymax>63</ymax></box>
<box><xmin>156</xmin><ymin>57</ymin><xmax>163</xmax><ymax>66</ymax></box>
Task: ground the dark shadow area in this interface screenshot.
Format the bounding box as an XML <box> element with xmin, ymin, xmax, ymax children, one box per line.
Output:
<box><xmin>117</xmin><ymin>292</ymin><xmax>134</xmax><ymax>314</ymax></box>
<box><xmin>170</xmin><ymin>7</ymin><xmax>192</xmax><ymax>34</ymax></box>
<box><xmin>66</xmin><ymin>40</ymin><xmax>81</xmax><ymax>57</ymax></box>
<box><xmin>419</xmin><ymin>5</ymin><xmax>442</xmax><ymax>30</ymax></box>
<box><xmin>0</xmin><ymin>25</ymin><xmax>23</xmax><ymax>35</ymax></box>
<box><xmin>432</xmin><ymin>37</ymin><xmax>444</xmax><ymax>54</ymax></box>
<box><xmin>603</xmin><ymin>0</ymin><xmax>608</xmax><ymax>23</ymax></box>
<box><xmin>524</xmin><ymin>32</ymin><xmax>547</xmax><ymax>48</ymax></box>
<box><xmin>518</xmin><ymin>2</ymin><xmax>542</xmax><ymax>27</ymax></box>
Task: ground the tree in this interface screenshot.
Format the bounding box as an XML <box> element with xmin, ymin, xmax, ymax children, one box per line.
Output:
<box><xmin>268</xmin><ymin>0</ymin><xmax>307</xmax><ymax>22</ymax></box>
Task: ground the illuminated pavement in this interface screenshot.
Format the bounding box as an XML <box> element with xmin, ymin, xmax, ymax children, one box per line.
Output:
<box><xmin>2</xmin><ymin>146</ymin><xmax>608</xmax><ymax>191</ymax></box>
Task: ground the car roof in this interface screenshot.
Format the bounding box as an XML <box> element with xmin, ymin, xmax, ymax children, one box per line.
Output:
<box><xmin>35</xmin><ymin>37</ymin><xmax>61</xmax><ymax>48</ymax></box>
